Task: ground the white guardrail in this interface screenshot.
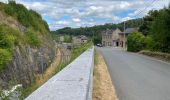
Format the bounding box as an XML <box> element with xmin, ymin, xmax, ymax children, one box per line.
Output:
<box><xmin>25</xmin><ymin>46</ymin><xmax>94</xmax><ymax>100</ymax></box>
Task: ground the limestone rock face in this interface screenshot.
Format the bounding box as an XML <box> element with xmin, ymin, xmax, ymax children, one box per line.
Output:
<box><xmin>0</xmin><ymin>11</ymin><xmax>55</xmax><ymax>89</ymax></box>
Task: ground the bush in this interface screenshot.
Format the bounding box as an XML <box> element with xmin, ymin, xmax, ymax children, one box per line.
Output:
<box><xmin>64</xmin><ymin>35</ymin><xmax>72</xmax><ymax>43</ymax></box>
<box><xmin>0</xmin><ymin>25</ymin><xmax>17</xmax><ymax>72</ymax></box>
<box><xmin>144</xmin><ymin>36</ymin><xmax>154</xmax><ymax>50</ymax></box>
<box><xmin>0</xmin><ymin>49</ymin><xmax>12</xmax><ymax>72</ymax></box>
<box><xmin>127</xmin><ymin>32</ymin><xmax>146</xmax><ymax>52</ymax></box>
<box><xmin>25</xmin><ymin>28</ymin><xmax>41</xmax><ymax>47</ymax></box>
<box><xmin>0</xmin><ymin>33</ymin><xmax>15</xmax><ymax>50</ymax></box>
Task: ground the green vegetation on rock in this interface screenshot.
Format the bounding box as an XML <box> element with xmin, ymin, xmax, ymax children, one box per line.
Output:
<box><xmin>0</xmin><ymin>48</ymin><xmax>12</xmax><ymax>72</ymax></box>
<box><xmin>0</xmin><ymin>1</ymin><xmax>50</xmax><ymax>72</ymax></box>
<box><xmin>0</xmin><ymin>24</ymin><xmax>17</xmax><ymax>72</ymax></box>
<box><xmin>26</xmin><ymin>28</ymin><xmax>41</xmax><ymax>47</ymax></box>
<box><xmin>1</xmin><ymin>1</ymin><xmax>49</xmax><ymax>33</ymax></box>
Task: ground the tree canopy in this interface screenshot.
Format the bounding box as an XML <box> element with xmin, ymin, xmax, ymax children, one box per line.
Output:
<box><xmin>138</xmin><ymin>4</ymin><xmax>170</xmax><ymax>53</ymax></box>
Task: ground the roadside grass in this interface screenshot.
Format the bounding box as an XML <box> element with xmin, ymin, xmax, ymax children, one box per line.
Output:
<box><xmin>93</xmin><ymin>50</ymin><xmax>118</xmax><ymax>100</ymax></box>
<box><xmin>139</xmin><ymin>50</ymin><xmax>170</xmax><ymax>62</ymax></box>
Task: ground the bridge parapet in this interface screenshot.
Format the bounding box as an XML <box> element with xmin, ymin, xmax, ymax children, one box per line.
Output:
<box><xmin>25</xmin><ymin>47</ymin><xmax>94</xmax><ymax>100</ymax></box>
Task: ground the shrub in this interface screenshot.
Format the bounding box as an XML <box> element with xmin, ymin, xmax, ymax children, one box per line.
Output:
<box><xmin>0</xmin><ymin>25</ymin><xmax>21</xmax><ymax>72</ymax></box>
<box><xmin>144</xmin><ymin>36</ymin><xmax>154</xmax><ymax>50</ymax></box>
<box><xmin>25</xmin><ymin>28</ymin><xmax>41</xmax><ymax>47</ymax></box>
<box><xmin>0</xmin><ymin>33</ymin><xmax>15</xmax><ymax>50</ymax></box>
<box><xmin>64</xmin><ymin>35</ymin><xmax>72</xmax><ymax>43</ymax></box>
<box><xmin>0</xmin><ymin>49</ymin><xmax>12</xmax><ymax>72</ymax></box>
<box><xmin>127</xmin><ymin>32</ymin><xmax>146</xmax><ymax>52</ymax></box>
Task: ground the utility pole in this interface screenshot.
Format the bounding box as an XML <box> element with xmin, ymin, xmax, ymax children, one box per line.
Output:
<box><xmin>93</xmin><ymin>31</ymin><xmax>94</xmax><ymax>45</ymax></box>
<box><xmin>124</xmin><ymin>21</ymin><xmax>126</xmax><ymax>49</ymax></box>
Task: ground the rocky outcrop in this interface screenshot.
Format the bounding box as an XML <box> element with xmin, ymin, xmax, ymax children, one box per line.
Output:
<box><xmin>0</xmin><ymin>11</ymin><xmax>27</xmax><ymax>33</ymax></box>
<box><xmin>0</xmin><ymin>12</ymin><xmax>56</xmax><ymax>90</ymax></box>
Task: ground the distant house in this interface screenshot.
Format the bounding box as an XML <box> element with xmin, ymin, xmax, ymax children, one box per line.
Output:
<box><xmin>102</xmin><ymin>28</ymin><xmax>122</xmax><ymax>47</ymax></box>
<box><xmin>102</xmin><ymin>27</ymin><xmax>138</xmax><ymax>48</ymax></box>
<box><xmin>73</xmin><ymin>35</ymin><xmax>88</xmax><ymax>46</ymax></box>
<box><xmin>62</xmin><ymin>43</ymin><xmax>73</xmax><ymax>49</ymax></box>
<box><xmin>119</xmin><ymin>27</ymin><xmax>139</xmax><ymax>47</ymax></box>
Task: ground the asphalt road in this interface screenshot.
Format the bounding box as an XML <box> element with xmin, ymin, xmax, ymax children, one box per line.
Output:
<box><xmin>96</xmin><ymin>47</ymin><xmax>170</xmax><ymax>100</ymax></box>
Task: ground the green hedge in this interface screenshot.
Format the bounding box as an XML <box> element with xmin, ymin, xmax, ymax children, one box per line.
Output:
<box><xmin>127</xmin><ymin>32</ymin><xmax>146</xmax><ymax>52</ymax></box>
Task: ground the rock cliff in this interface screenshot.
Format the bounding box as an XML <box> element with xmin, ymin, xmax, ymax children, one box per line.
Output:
<box><xmin>0</xmin><ymin>2</ymin><xmax>55</xmax><ymax>90</ymax></box>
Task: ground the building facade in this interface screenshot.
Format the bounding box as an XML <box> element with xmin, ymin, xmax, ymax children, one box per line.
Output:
<box><xmin>102</xmin><ymin>28</ymin><xmax>138</xmax><ymax>48</ymax></box>
<box><xmin>102</xmin><ymin>28</ymin><xmax>122</xmax><ymax>47</ymax></box>
<box><xmin>73</xmin><ymin>35</ymin><xmax>88</xmax><ymax>47</ymax></box>
<box><xmin>119</xmin><ymin>28</ymin><xmax>139</xmax><ymax>47</ymax></box>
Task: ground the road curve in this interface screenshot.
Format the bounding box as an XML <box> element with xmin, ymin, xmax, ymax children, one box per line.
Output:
<box><xmin>96</xmin><ymin>47</ymin><xmax>170</xmax><ymax>100</ymax></box>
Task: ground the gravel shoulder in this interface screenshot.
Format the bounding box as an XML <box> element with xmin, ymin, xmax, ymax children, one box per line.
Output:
<box><xmin>93</xmin><ymin>50</ymin><xmax>118</xmax><ymax>100</ymax></box>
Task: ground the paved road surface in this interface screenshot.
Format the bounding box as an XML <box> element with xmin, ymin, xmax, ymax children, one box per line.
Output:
<box><xmin>96</xmin><ymin>47</ymin><xmax>170</xmax><ymax>100</ymax></box>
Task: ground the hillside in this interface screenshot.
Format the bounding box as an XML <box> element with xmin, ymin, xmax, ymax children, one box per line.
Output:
<box><xmin>0</xmin><ymin>1</ymin><xmax>55</xmax><ymax>91</ymax></box>
<box><xmin>51</xmin><ymin>18</ymin><xmax>143</xmax><ymax>44</ymax></box>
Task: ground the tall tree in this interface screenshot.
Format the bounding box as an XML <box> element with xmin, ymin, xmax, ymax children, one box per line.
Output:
<box><xmin>139</xmin><ymin>10</ymin><xmax>159</xmax><ymax>36</ymax></box>
<box><xmin>150</xmin><ymin>5</ymin><xmax>170</xmax><ymax>52</ymax></box>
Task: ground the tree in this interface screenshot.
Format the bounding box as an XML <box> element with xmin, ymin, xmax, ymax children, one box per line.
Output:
<box><xmin>150</xmin><ymin>5</ymin><xmax>170</xmax><ymax>53</ymax></box>
<box><xmin>139</xmin><ymin>10</ymin><xmax>159</xmax><ymax>36</ymax></box>
<box><xmin>127</xmin><ymin>32</ymin><xmax>146</xmax><ymax>52</ymax></box>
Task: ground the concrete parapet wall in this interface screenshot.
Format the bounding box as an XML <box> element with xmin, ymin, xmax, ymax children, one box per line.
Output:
<box><xmin>25</xmin><ymin>47</ymin><xmax>94</xmax><ymax>100</ymax></box>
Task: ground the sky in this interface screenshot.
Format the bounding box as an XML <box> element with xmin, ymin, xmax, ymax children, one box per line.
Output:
<box><xmin>0</xmin><ymin>0</ymin><xmax>169</xmax><ymax>30</ymax></box>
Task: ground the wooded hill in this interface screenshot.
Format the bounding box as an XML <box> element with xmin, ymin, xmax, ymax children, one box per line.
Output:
<box><xmin>51</xmin><ymin>18</ymin><xmax>143</xmax><ymax>44</ymax></box>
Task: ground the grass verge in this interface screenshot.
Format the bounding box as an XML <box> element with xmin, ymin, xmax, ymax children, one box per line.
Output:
<box><xmin>139</xmin><ymin>50</ymin><xmax>170</xmax><ymax>62</ymax></box>
<box><xmin>93</xmin><ymin>50</ymin><xmax>118</xmax><ymax>100</ymax></box>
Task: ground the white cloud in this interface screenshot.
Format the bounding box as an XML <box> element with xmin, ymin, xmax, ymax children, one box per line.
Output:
<box><xmin>72</xmin><ymin>18</ymin><xmax>81</xmax><ymax>22</ymax></box>
<box><xmin>1</xmin><ymin>0</ymin><xmax>169</xmax><ymax>30</ymax></box>
<box><xmin>56</xmin><ymin>21</ymin><xmax>70</xmax><ymax>25</ymax></box>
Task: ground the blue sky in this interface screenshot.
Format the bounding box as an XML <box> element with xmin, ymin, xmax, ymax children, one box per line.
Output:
<box><xmin>0</xmin><ymin>0</ymin><xmax>169</xmax><ymax>30</ymax></box>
